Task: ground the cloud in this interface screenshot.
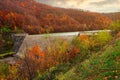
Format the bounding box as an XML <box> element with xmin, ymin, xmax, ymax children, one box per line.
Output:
<box><xmin>36</xmin><ymin>0</ymin><xmax>88</xmax><ymax>6</ymax></box>
<box><xmin>36</xmin><ymin>0</ymin><xmax>120</xmax><ymax>13</ymax></box>
<box><xmin>90</xmin><ymin>0</ymin><xmax>120</xmax><ymax>6</ymax></box>
<box><xmin>88</xmin><ymin>0</ymin><xmax>120</xmax><ymax>12</ymax></box>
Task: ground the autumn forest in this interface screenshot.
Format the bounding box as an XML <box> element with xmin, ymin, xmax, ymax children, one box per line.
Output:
<box><xmin>0</xmin><ymin>0</ymin><xmax>117</xmax><ymax>34</ymax></box>
<box><xmin>0</xmin><ymin>0</ymin><xmax>120</xmax><ymax>80</ymax></box>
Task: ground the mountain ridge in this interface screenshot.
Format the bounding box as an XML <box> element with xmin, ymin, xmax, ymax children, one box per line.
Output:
<box><xmin>0</xmin><ymin>0</ymin><xmax>113</xmax><ymax>34</ymax></box>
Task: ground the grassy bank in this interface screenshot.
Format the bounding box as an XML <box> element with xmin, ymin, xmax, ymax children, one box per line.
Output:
<box><xmin>55</xmin><ymin>38</ymin><xmax>120</xmax><ymax>80</ymax></box>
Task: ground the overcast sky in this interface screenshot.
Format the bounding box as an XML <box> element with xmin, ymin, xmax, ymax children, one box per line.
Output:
<box><xmin>36</xmin><ymin>0</ymin><xmax>120</xmax><ymax>13</ymax></box>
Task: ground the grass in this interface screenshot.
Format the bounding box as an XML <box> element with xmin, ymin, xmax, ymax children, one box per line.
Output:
<box><xmin>0</xmin><ymin>42</ymin><xmax>14</xmax><ymax>59</ymax></box>
<box><xmin>34</xmin><ymin>34</ymin><xmax>114</xmax><ymax>80</ymax></box>
<box><xmin>0</xmin><ymin>51</ymin><xmax>15</xmax><ymax>59</ymax></box>
<box><xmin>54</xmin><ymin>38</ymin><xmax>120</xmax><ymax>80</ymax></box>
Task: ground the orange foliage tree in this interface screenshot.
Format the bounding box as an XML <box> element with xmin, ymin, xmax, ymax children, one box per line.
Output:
<box><xmin>15</xmin><ymin>45</ymin><xmax>45</xmax><ymax>80</ymax></box>
<box><xmin>16</xmin><ymin>44</ymin><xmax>58</xmax><ymax>80</ymax></box>
<box><xmin>79</xmin><ymin>34</ymin><xmax>92</xmax><ymax>52</ymax></box>
<box><xmin>78</xmin><ymin>34</ymin><xmax>90</xmax><ymax>42</ymax></box>
<box><xmin>29</xmin><ymin>45</ymin><xmax>45</xmax><ymax>59</ymax></box>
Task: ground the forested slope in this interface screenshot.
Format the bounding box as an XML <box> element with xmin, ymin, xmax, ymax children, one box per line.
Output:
<box><xmin>0</xmin><ymin>0</ymin><xmax>111</xmax><ymax>34</ymax></box>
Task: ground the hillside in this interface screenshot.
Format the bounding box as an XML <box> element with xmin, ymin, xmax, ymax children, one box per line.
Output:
<box><xmin>54</xmin><ymin>37</ymin><xmax>120</xmax><ymax>80</ymax></box>
<box><xmin>104</xmin><ymin>12</ymin><xmax>120</xmax><ymax>21</ymax></box>
<box><xmin>0</xmin><ymin>0</ymin><xmax>111</xmax><ymax>34</ymax></box>
<box><xmin>59</xmin><ymin>9</ymin><xmax>111</xmax><ymax>30</ymax></box>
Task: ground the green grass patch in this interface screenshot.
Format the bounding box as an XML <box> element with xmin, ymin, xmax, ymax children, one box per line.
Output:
<box><xmin>0</xmin><ymin>52</ymin><xmax>15</xmax><ymax>59</ymax></box>
<box><xmin>55</xmin><ymin>38</ymin><xmax>120</xmax><ymax>80</ymax></box>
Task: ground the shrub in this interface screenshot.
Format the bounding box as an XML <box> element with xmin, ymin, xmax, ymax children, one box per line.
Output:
<box><xmin>16</xmin><ymin>44</ymin><xmax>58</xmax><ymax>80</ymax></box>
<box><xmin>110</xmin><ymin>20</ymin><xmax>120</xmax><ymax>34</ymax></box>
<box><xmin>16</xmin><ymin>45</ymin><xmax>46</xmax><ymax>80</ymax></box>
<box><xmin>70</xmin><ymin>35</ymin><xmax>91</xmax><ymax>64</ymax></box>
<box><xmin>0</xmin><ymin>62</ymin><xmax>10</xmax><ymax>79</ymax></box>
<box><xmin>95</xmin><ymin>31</ymin><xmax>112</xmax><ymax>47</ymax></box>
<box><xmin>15</xmin><ymin>36</ymin><xmax>93</xmax><ymax>79</ymax></box>
<box><xmin>78</xmin><ymin>35</ymin><xmax>90</xmax><ymax>53</ymax></box>
<box><xmin>45</xmin><ymin>39</ymin><xmax>70</xmax><ymax>63</ymax></box>
<box><xmin>71</xmin><ymin>35</ymin><xmax>90</xmax><ymax>54</ymax></box>
<box><xmin>116</xmin><ymin>32</ymin><xmax>120</xmax><ymax>38</ymax></box>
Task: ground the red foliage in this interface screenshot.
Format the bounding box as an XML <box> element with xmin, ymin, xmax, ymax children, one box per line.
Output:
<box><xmin>78</xmin><ymin>34</ymin><xmax>90</xmax><ymax>42</ymax></box>
<box><xmin>0</xmin><ymin>0</ymin><xmax>111</xmax><ymax>34</ymax></box>
<box><xmin>29</xmin><ymin>45</ymin><xmax>45</xmax><ymax>58</ymax></box>
<box><xmin>28</xmin><ymin>45</ymin><xmax>56</xmax><ymax>71</ymax></box>
<box><xmin>14</xmin><ymin>43</ymin><xmax>81</xmax><ymax>79</ymax></box>
<box><xmin>116</xmin><ymin>32</ymin><xmax>120</xmax><ymax>38</ymax></box>
<box><xmin>104</xmin><ymin>12</ymin><xmax>120</xmax><ymax>21</ymax></box>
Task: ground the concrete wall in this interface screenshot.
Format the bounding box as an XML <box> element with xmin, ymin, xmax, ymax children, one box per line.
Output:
<box><xmin>15</xmin><ymin>35</ymin><xmax>75</xmax><ymax>57</ymax></box>
<box><xmin>13</xmin><ymin>30</ymin><xmax>111</xmax><ymax>57</ymax></box>
<box><xmin>13</xmin><ymin>34</ymin><xmax>28</xmax><ymax>53</ymax></box>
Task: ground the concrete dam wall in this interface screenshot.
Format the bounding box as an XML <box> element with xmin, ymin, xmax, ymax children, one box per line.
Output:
<box><xmin>13</xmin><ymin>30</ymin><xmax>111</xmax><ymax>57</ymax></box>
<box><xmin>14</xmin><ymin>34</ymin><xmax>75</xmax><ymax>57</ymax></box>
